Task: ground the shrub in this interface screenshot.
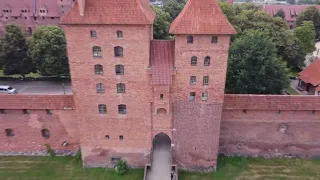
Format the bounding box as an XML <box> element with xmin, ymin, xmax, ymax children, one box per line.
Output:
<box><xmin>115</xmin><ymin>160</ymin><xmax>128</xmax><ymax>175</ymax></box>
<box><xmin>74</xmin><ymin>150</ymin><xmax>82</xmax><ymax>161</ymax></box>
<box><xmin>45</xmin><ymin>144</ymin><xmax>55</xmax><ymax>157</ymax></box>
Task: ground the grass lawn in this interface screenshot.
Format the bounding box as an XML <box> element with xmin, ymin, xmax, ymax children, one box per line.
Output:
<box><xmin>0</xmin><ymin>69</ymin><xmax>41</xmax><ymax>78</ymax></box>
<box><xmin>0</xmin><ymin>156</ymin><xmax>320</xmax><ymax>180</ymax></box>
<box><xmin>287</xmin><ymin>86</ymin><xmax>299</xmax><ymax>95</ymax></box>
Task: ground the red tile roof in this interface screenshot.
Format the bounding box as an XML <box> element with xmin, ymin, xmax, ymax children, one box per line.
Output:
<box><xmin>150</xmin><ymin>40</ymin><xmax>175</xmax><ymax>85</ymax></box>
<box><xmin>299</xmin><ymin>60</ymin><xmax>320</xmax><ymax>86</ymax></box>
<box><xmin>263</xmin><ymin>5</ymin><xmax>320</xmax><ymax>22</ymax></box>
<box><xmin>223</xmin><ymin>94</ymin><xmax>320</xmax><ymax>110</ymax></box>
<box><xmin>0</xmin><ymin>95</ymin><xmax>75</xmax><ymax>110</ymax></box>
<box><xmin>60</xmin><ymin>0</ymin><xmax>155</xmax><ymax>25</ymax></box>
<box><xmin>169</xmin><ymin>0</ymin><xmax>236</xmax><ymax>35</ymax></box>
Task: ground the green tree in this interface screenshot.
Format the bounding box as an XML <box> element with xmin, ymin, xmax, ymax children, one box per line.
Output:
<box><xmin>152</xmin><ymin>6</ymin><xmax>171</xmax><ymax>39</ymax></box>
<box><xmin>27</xmin><ymin>25</ymin><xmax>69</xmax><ymax>77</ymax></box>
<box><xmin>296</xmin><ymin>6</ymin><xmax>320</xmax><ymax>38</ymax></box>
<box><xmin>282</xmin><ymin>38</ymin><xmax>306</xmax><ymax>68</ymax></box>
<box><xmin>274</xmin><ymin>8</ymin><xmax>286</xmax><ymax>19</ymax></box>
<box><xmin>226</xmin><ymin>31</ymin><xmax>290</xmax><ymax>94</ymax></box>
<box><xmin>0</xmin><ymin>24</ymin><xmax>35</xmax><ymax>78</ymax></box>
<box><xmin>294</xmin><ymin>21</ymin><xmax>316</xmax><ymax>53</ymax></box>
<box><xmin>163</xmin><ymin>0</ymin><xmax>186</xmax><ymax>21</ymax></box>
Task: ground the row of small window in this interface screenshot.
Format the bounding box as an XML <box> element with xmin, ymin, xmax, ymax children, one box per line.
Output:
<box><xmin>105</xmin><ymin>135</ymin><xmax>124</xmax><ymax>141</ymax></box>
<box><xmin>191</xmin><ymin>56</ymin><xmax>211</xmax><ymax>66</ymax></box>
<box><xmin>5</xmin><ymin>128</ymin><xmax>50</xmax><ymax>138</ymax></box>
<box><xmin>91</xmin><ymin>30</ymin><xmax>123</xmax><ymax>39</ymax></box>
<box><xmin>187</xmin><ymin>36</ymin><xmax>218</xmax><ymax>44</ymax></box>
<box><xmin>94</xmin><ymin>64</ymin><xmax>124</xmax><ymax>75</ymax></box>
<box><xmin>189</xmin><ymin>92</ymin><xmax>208</xmax><ymax>101</ymax></box>
<box><xmin>0</xmin><ymin>109</ymin><xmax>52</xmax><ymax>115</ymax></box>
<box><xmin>190</xmin><ymin>76</ymin><xmax>209</xmax><ymax>85</ymax></box>
<box><xmin>98</xmin><ymin>104</ymin><xmax>127</xmax><ymax>114</ymax></box>
<box><xmin>96</xmin><ymin>83</ymin><xmax>125</xmax><ymax>93</ymax></box>
<box><xmin>93</xmin><ymin>46</ymin><xmax>123</xmax><ymax>57</ymax></box>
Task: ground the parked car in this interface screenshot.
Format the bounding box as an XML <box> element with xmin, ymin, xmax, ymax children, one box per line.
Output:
<box><xmin>0</xmin><ymin>86</ymin><xmax>17</xmax><ymax>94</ymax></box>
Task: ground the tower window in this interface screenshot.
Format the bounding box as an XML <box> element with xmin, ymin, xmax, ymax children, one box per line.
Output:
<box><xmin>94</xmin><ymin>64</ymin><xmax>104</xmax><ymax>75</ymax></box>
<box><xmin>211</xmin><ymin>36</ymin><xmax>218</xmax><ymax>44</ymax></box>
<box><xmin>90</xmin><ymin>30</ymin><xmax>97</xmax><ymax>38</ymax></box>
<box><xmin>204</xmin><ymin>56</ymin><xmax>211</xmax><ymax>66</ymax></box>
<box><xmin>190</xmin><ymin>76</ymin><xmax>196</xmax><ymax>85</ymax></box>
<box><xmin>98</xmin><ymin>104</ymin><xmax>107</xmax><ymax>114</ymax></box>
<box><xmin>115</xmin><ymin>64</ymin><xmax>124</xmax><ymax>75</ymax></box>
<box><xmin>5</xmin><ymin>129</ymin><xmax>14</xmax><ymax>137</ymax></box>
<box><xmin>41</xmin><ymin>129</ymin><xmax>50</xmax><ymax>139</ymax></box>
<box><xmin>117</xmin><ymin>31</ymin><xmax>123</xmax><ymax>39</ymax></box>
<box><xmin>96</xmin><ymin>83</ymin><xmax>105</xmax><ymax>93</ymax></box>
<box><xmin>118</xmin><ymin>104</ymin><xmax>127</xmax><ymax>114</ymax></box>
<box><xmin>114</xmin><ymin>46</ymin><xmax>123</xmax><ymax>57</ymax></box>
<box><xmin>93</xmin><ymin>46</ymin><xmax>102</xmax><ymax>57</ymax></box>
<box><xmin>189</xmin><ymin>92</ymin><xmax>196</xmax><ymax>101</ymax></box>
<box><xmin>191</xmin><ymin>56</ymin><xmax>197</xmax><ymax>66</ymax></box>
<box><xmin>117</xmin><ymin>83</ymin><xmax>125</xmax><ymax>93</ymax></box>
<box><xmin>187</xmin><ymin>36</ymin><xmax>193</xmax><ymax>44</ymax></box>
<box><xmin>203</xmin><ymin>76</ymin><xmax>209</xmax><ymax>85</ymax></box>
<box><xmin>202</xmin><ymin>92</ymin><xmax>208</xmax><ymax>101</ymax></box>
<box><xmin>160</xmin><ymin>94</ymin><xmax>164</xmax><ymax>100</ymax></box>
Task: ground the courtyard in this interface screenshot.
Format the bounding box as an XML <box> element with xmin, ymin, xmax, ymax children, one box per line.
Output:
<box><xmin>0</xmin><ymin>156</ymin><xmax>319</xmax><ymax>180</ymax></box>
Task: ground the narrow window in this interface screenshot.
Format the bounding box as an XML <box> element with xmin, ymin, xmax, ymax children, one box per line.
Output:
<box><xmin>204</xmin><ymin>56</ymin><xmax>211</xmax><ymax>66</ymax></box>
<box><xmin>5</xmin><ymin>129</ymin><xmax>14</xmax><ymax>136</ymax></box>
<box><xmin>191</xmin><ymin>56</ymin><xmax>197</xmax><ymax>66</ymax></box>
<box><xmin>23</xmin><ymin>109</ymin><xmax>31</xmax><ymax>114</ymax></box>
<box><xmin>90</xmin><ymin>30</ymin><xmax>97</xmax><ymax>38</ymax></box>
<box><xmin>190</xmin><ymin>76</ymin><xmax>196</xmax><ymax>85</ymax></box>
<box><xmin>93</xmin><ymin>46</ymin><xmax>102</xmax><ymax>57</ymax></box>
<box><xmin>203</xmin><ymin>76</ymin><xmax>209</xmax><ymax>85</ymax></box>
<box><xmin>189</xmin><ymin>92</ymin><xmax>196</xmax><ymax>101</ymax></box>
<box><xmin>187</xmin><ymin>36</ymin><xmax>193</xmax><ymax>44</ymax></box>
<box><xmin>118</xmin><ymin>104</ymin><xmax>127</xmax><ymax>114</ymax></box>
<box><xmin>0</xmin><ymin>109</ymin><xmax>6</xmax><ymax>114</ymax></box>
<box><xmin>114</xmin><ymin>46</ymin><xmax>123</xmax><ymax>57</ymax></box>
<box><xmin>116</xmin><ymin>31</ymin><xmax>123</xmax><ymax>39</ymax></box>
<box><xmin>46</xmin><ymin>109</ymin><xmax>52</xmax><ymax>115</ymax></box>
<box><xmin>160</xmin><ymin>94</ymin><xmax>164</xmax><ymax>100</ymax></box>
<box><xmin>96</xmin><ymin>83</ymin><xmax>105</xmax><ymax>93</ymax></box>
<box><xmin>117</xmin><ymin>83</ymin><xmax>125</xmax><ymax>93</ymax></box>
<box><xmin>98</xmin><ymin>104</ymin><xmax>107</xmax><ymax>114</ymax></box>
<box><xmin>94</xmin><ymin>64</ymin><xmax>104</xmax><ymax>75</ymax></box>
<box><xmin>243</xmin><ymin>109</ymin><xmax>247</xmax><ymax>114</ymax></box>
<box><xmin>41</xmin><ymin>129</ymin><xmax>50</xmax><ymax>139</ymax></box>
<box><xmin>119</xmin><ymin>135</ymin><xmax>124</xmax><ymax>141</ymax></box>
<box><xmin>211</xmin><ymin>36</ymin><xmax>218</xmax><ymax>44</ymax></box>
<box><xmin>202</xmin><ymin>92</ymin><xmax>208</xmax><ymax>101</ymax></box>
<box><xmin>105</xmin><ymin>135</ymin><xmax>110</xmax><ymax>140</ymax></box>
<box><xmin>115</xmin><ymin>64</ymin><xmax>124</xmax><ymax>75</ymax></box>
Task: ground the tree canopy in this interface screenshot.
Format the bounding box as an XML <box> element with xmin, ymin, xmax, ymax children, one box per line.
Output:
<box><xmin>152</xmin><ymin>6</ymin><xmax>171</xmax><ymax>39</ymax></box>
<box><xmin>296</xmin><ymin>6</ymin><xmax>320</xmax><ymax>39</ymax></box>
<box><xmin>0</xmin><ymin>24</ymin><xmax>35</xmax><ymax>78</ymax></box>
<box><xmin>274</xmin><ymin>8</ymin><xmax>285</xmax><ymax>19</ymax></box>
<box><xmin>294</xmin><ymin>21</ymin><xmax>316</xmax><ymax>53</ymax></box>
<box><xmin>27</xmin><ymin>25</ymin><xmax>69</xmax><ymax>77</ymax></box>
<box><xmin>226</xmin><ymin>31</ymin><xmax>290</xmax><ymax>94</ymax></box>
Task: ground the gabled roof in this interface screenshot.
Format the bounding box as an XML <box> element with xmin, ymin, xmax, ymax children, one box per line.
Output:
<box><xmin>299</xmin><ymin>60</ymin><xmax>320</xmax><ymax>86</ymax></box>
<box><xmin>169</xmin><ymin>0</ymin><xmax>236</xmax><ymax>35</ymax></box>
<box><xmin>150</xmin><ymin>40</ymin><xmax>175</xmax><ymax>85</ymax></box>
<box><xmin>60</xmin><ymin>0</ymin><xmax>155</xmax><ymax>25</ymax></box>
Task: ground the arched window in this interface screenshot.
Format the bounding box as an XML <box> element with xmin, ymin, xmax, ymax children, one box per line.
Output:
<box><xmin>93</xmin><ymin>46</ymin><xmax>102</xmax><ymax>57</ymax></box>
<box><xmin>41</xmin><ymin>129</ymin><xmax>50</xmax><ymax>139</ymax></box>
<box><xmin>117</xmin><ymin>83</ymin><xmax>125</xmax><ymax>93</ymax></box>
<box><xmin>117</xmin><ymin>31</ymin><xmax>123</xmax><ymax>39</ymax></box>
<box><xmin>191</xmin><ymin>56</ymin><xmax>197</xmax><ymax>66</ymax></box>
<box><xmin>94</xmin><ymin>64</ymin><xmax>103</xmax><ymax>75</ymax></box>
<box><xmin>114</xmin><ymin>46</ymin><xmax>123</xmax><ymax>57</ymax></box>
<box><xmin>202</xmin><ymin>92</ymin><xmax>208</xmax><ymax>101</ymax></box>
<box><xmin>187</xmin><ymin>36</ymin><xmax>193</xmax><ymax>44</ymax></box>
<box><xmin>118</xmin><ymin>104</ymin><xmax>127</xmax><ymax>114</ymax></box>
<box><xmin>204</xmin><ymin>56</ymin><xmax>210</xmax><ymax>66</ymax></box>
<box><xmin>98</xmin><ymin>104</ymin><xmax>107</xmax><ymax>114</ymax></box>
<box><xmin>115</xmin><ymin>64</ymin><xmax>124</xmax><ymax>75</ymax></box>
<box><xmin>96</xmin><ymin>83</ymin><xmax>105</xmax><ymax>93</ymax></box>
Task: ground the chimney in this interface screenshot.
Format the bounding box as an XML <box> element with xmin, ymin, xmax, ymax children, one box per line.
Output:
<box><xmin>78</xmin><ymin>0</ymin><xmax>86</xmax><ymax>16</ymax></box>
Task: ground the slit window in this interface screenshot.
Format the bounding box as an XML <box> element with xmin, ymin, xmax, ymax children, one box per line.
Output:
<box><xmin>160</xmin><ymin>94</ymin><xmax>164</xmax><ymax>100</ymax></box>
<box><xmin>93</xmin><ymin>46</ymin><xmax>102</xmax><ymax>57</ymax></box>
<box><xmin>115</xmin><ymin>65</ymin><xmax>124</xmax><ymax>75</ymax></box>
<box><xmin>191</xmin><ymin>56</ymin><xmax>197</xmax><ymax>66</ymax></box>
<box><xmin>98</xmin><ymin>104</ymin><xmax>107</xmax><ymax>114</ymax></box>
<box><xmin>118</xmin><ymin>104</ymin><xmax>127</xmax><ymax>114</ymax></box>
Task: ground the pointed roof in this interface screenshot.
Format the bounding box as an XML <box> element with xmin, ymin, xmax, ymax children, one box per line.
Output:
<box><xmin>169</xmin><ymin>0</ymin><xmax>236</xmax><ymax>35</ymax></box>
<box><xmin>299</xmin><ymin>60</ymin><xmax>320</xmax><ymax>86</ymax></box>
<box><xmin>60</xmin><ymin>0</ymin><xmax>155</xmax><ymax>25</ymax></box>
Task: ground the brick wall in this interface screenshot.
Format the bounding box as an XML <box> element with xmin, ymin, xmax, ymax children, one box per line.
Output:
<box><xmin>220</xmin><ymin>95</ymin><xmax>320</xmax><ymax>158</ymax></box>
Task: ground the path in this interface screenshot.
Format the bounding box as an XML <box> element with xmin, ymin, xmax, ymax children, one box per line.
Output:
<box><xmin>146</xmin><ymin>145</ymin><xmax>172</xmax><ymax>180</ymax></box>
<box><xmin>0</xmin><ymin>81</ymin><xmax>72</xmax><ymax>94</ymax></box>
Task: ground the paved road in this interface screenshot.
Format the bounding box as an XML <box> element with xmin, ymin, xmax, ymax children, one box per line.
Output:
<box><xmin>0</xmin><ymin>81</ymin><xmax>72</xmax><ymax>95</ymax></box>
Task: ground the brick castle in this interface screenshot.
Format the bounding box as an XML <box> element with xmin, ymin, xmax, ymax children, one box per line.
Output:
<box><xmin>1</xmin><ymin>0</ymin><xmax>320</xmax><ymax>171</ymax></box>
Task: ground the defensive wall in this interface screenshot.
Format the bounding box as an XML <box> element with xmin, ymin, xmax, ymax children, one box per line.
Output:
<box><xmin>1</xmin><ymin>94</ymin><xmax>320</xmax><ymax>162</ymax></box>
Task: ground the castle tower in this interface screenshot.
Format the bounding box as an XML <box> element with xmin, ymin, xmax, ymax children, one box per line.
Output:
<box><xmin>61</xmin><ymin>0</ymin><xmax>155</xmax><ymax>167</ymax></box>
<box><xmin>169</xmin><ymin>0</ymin><xmax>236</xmax><ymax>170</ymax></box>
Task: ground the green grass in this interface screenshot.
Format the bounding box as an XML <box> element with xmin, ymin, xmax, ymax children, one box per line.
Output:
<box><xmin>0</xmin><ymin>69</ymin><xmax>41</xmax><ymax>78</ymax></box>
<box><xmin>287</xmin><ymin>86</ymin><xmax>299</xmax><ymax>95</ymax></box>
<box><xmin>0</xmin><ymin>156</ymin><xmax>320</xmax><ymax>180</ymax></box>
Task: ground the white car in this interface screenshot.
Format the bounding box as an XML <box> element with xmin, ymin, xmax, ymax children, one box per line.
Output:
<box><xmin>0</xmin><ymin>85</ymin><xmax>17</xmax><ymax>94</ymax></box>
